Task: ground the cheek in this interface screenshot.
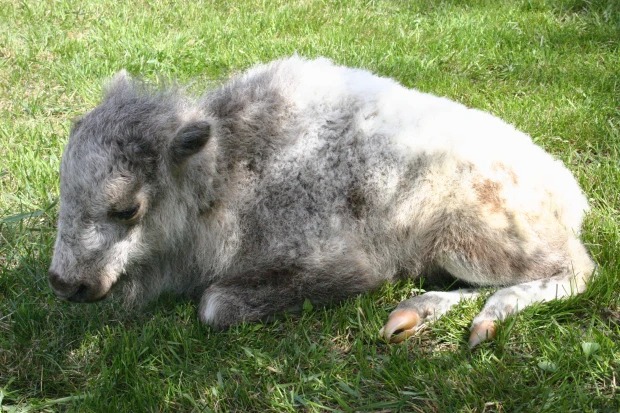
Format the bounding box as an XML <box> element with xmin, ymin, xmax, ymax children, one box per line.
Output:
<box><xmin>102</xmin><ymin>227</ymin><xmax>145</xmax><ymax>276</ymax></box>
<box><xmin>154</xmin><ymin>198</ymin><xmax>193</xmax><ymax>242</ymax></box>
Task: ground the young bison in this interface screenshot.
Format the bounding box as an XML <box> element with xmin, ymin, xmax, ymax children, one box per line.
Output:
<box><xmin>49</xmin><ymin>57</ymin><xmax>595</xmax><ymax>347</ymax></box>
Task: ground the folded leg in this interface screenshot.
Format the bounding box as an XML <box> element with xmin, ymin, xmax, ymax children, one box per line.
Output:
<box><xmin>381</xmin><ymin>160</ymin><xmax>596</xmax><ymax>346</ymax></box>
<box><xmin>199</xmin><ymin>250</ymin><xmax>382</xmax><ymax>328</ymax></box>
<box><xmin>382</xmin><ymin>233</ymin><xmax>595</xmax><ymax>346</ymax></box>
<box><xmin>380</xmin><ymin>289</ymin><xmax>480</xmax><ymax>343</ymax></box>
<box><xmin>468</xmin><ymin>238</ymin><xmax>595</xmax><ymax>347</ymax></box>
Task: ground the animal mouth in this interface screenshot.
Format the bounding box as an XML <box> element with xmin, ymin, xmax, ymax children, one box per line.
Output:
<box><xmin>67</xmin><ymin>283</ymin><xmax>110</xmax><ymax>303</ymax></box>
<box><xmin>56</xmin><ymin>275</ymin><xmax>121</xmax><ymax>303</ymax></box>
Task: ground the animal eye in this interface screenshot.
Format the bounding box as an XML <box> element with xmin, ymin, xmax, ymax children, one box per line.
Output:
<box><xmin>109</xmin><ymin>205</ymin><xmax>140</xmax><ymax>222</ymax></box>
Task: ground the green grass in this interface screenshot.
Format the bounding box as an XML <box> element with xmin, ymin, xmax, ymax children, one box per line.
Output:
<box><xmin>1</xmin><ymin>0</ymin><xmax>619</xmax><ymax>411</ymax></box>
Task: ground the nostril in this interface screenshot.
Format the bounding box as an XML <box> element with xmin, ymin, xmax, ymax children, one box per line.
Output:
<box><xmin>48</xmin><ymin>271</ymin><xmax>103</xmax><ymax>302</ymax></box>
<box><xmin>48</xmin><ymin>270</ymin><xmax>75</xmax><ymax>295</ymax></box>
<box><xmin>48</xmin><ymin>270</ymin><xmax>62</xmax><ymax>287</ymax></box>
<box><xmin>74</xmin><ymin>284</ymin><xmax>88</xmax><ymax>298</ymax></box>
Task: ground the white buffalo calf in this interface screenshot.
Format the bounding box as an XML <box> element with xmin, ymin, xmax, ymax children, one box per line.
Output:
<box><xmin>49</xmin><ymin>57</ymin><xmax>595</xmax><ymax>347</ymax></box>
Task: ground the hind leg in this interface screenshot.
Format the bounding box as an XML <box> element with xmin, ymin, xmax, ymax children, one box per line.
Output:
<box><xmin>468</xmin><ymin>238</ymin><xmax>595</xmax><ymax>347</ymax></box>
<box><xmin>381</xmin><ymin>152</ymin><xmax>596</xmax><ymax>346</ymax></box>
<box><xmin>382</xmin><ymin>235</ymin><xmax>595</xmax><ymax>346</ymax></box>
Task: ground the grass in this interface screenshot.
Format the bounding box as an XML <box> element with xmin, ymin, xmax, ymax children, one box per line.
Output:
<box><xmin>1</xmin><ymin>0</ymin><xmax>619</xmax><ymax>411</ymax></box>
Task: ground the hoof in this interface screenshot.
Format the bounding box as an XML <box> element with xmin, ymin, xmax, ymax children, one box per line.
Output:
<box><xmin>380</xmin><ymin>309</ymin><xmax>422</xmax><ymax>343</ymax></box>
<box><xmin>468</xmin><ymin>320</ymin><xmax>497</xmax><ymax>348</ymax></box>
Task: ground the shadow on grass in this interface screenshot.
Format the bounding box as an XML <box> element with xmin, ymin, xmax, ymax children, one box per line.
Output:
<box><xmin>2</xmin><ymin>233</ymin><xmax>618</xmax><ymax>411</ymax></box>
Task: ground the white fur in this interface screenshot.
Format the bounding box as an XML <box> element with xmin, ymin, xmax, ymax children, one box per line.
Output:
<box><xmin>50</xmin><ymin>57</ymin><xmax>595</xmax><ymax>345</ymax></box>
<box><xmin>199</xmin><ymin>290</ymin><xmax>223</xmax><ymax>325</ymax></box>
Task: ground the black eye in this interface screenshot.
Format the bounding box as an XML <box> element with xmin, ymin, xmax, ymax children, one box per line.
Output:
<box><xmin>109</xmin><ymin>205</ymin><xmax>140</xmax><ymax>222</ymax></box>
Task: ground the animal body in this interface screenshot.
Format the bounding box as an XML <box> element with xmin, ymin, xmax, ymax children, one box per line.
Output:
<box><xmin>48</xmin><ymin>57</ymin><xmax>595</xmax><ymax>347</ymax></box>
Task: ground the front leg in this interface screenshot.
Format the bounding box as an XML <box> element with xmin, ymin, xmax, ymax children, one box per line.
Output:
<box><xmin>199</xmin><ymin>251</ymin><xmax>381</xmax><ymax>328</ymax></box>
<box><xmin>199</xmin><ymin>277</ymin><xmax>300</xmax><ymax>329</ymax></box>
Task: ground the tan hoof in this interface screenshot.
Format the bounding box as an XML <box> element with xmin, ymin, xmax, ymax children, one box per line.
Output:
<box><xmin>379</xmin><ymin>309</ymin><xmax>422</xmax><ymax>343</ymax></box>
<box><xmin>468</xmin><ymin>320</ymin><xmax>497</xmax><ymax>348</ymax></box>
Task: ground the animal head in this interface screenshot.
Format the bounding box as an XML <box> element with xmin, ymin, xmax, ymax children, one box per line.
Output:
<box><xmin>48</xmin><ymin>72</ymin><xmax>212</xmax><ymax>303</ymax></box>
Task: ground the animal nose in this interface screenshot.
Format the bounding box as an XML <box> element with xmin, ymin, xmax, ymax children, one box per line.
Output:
<box><xmin>48</xmin><ymin>270</ymin><xmax>75</xmax><ymax>296</ymax></box>
<box><xmin>48</xmin><ymin>270</ymin><xmax>89</xmax><ymax>301</ymax></box>
<box><xmin>48</xmin><ymin>270</ymin><xmax>104</xmax><ymax>302</ymax></box>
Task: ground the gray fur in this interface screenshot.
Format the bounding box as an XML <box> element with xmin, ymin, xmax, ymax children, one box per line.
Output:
<box><xmin>49</xmin><ymin>57</ymin><xmax>595</xmax><ymax>340</ymax></box>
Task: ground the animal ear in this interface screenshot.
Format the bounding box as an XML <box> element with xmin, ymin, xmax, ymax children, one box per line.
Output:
<box><xmin>110</xmin><ymin>69</ymin><xmax>132</xmax><ymax>88</ymax></box>
<box><xmin>170</xmin><ymin>120</ymin><xmax>211</xmax><ymax>164</ymax></box>
<box><xmin>104</xmin><ymin>70</ymin><xmax>134</xmax><ymax>100</ymax></box>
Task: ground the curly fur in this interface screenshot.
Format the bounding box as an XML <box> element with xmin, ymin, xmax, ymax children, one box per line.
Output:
<box><xmin>49</xmin><ymin>57</ymin><xmax>595</xmax><ymax>339</ymax></box>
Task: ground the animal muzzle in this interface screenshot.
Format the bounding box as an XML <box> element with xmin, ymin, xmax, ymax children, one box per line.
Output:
<box><xmin>48</xmin><ymin>270</ymin><xmax>108</xmax><ymax>302</ymax></box>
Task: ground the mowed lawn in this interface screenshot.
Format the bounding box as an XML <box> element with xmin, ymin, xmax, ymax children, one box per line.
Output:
<box><xmin>1</xmin><ymin>0</ymin><xmax>619</xmax><ymax>411</ymax></box>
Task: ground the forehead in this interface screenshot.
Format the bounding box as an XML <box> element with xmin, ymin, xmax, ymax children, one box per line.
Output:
<box><xmin>58</xmin><ymin>83</ymin><xmax>187</xmax><ymax>202</ymax></box>
<box><xmin>59</xmin><ymin>140</ymin><xmax>119</xmax><ymax>214</ymax></box>
<box><xmin>70</xmin><ymin>92</ymin><xmax>162</xmax><ymax>149</ymax></box>
<box><xmin>61</xmin><ymin>98</ymin><xmax>169</xmax><ymax>182</ymax></box>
